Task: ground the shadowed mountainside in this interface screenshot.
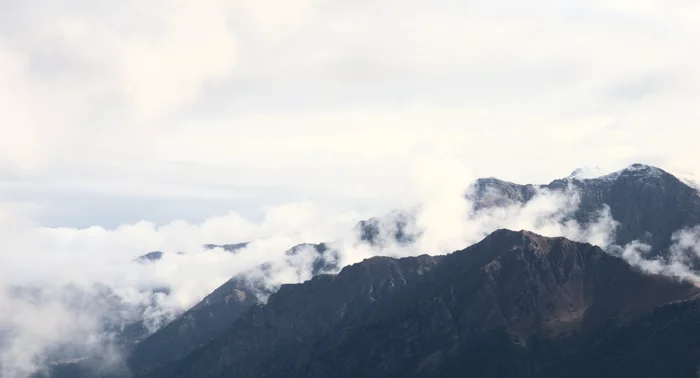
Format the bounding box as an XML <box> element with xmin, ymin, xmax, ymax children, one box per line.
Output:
<box><xmin>146</xmin><ymin>230</ymin><xmax>700</xmax><ymax>378</ymax></box>
<box><xmin>472</xmin><ymin>164</ymin><xmax>700</xmax><ymax>256</ymax></box>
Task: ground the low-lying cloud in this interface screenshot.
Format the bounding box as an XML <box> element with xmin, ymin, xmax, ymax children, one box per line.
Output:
<box><xmin>1</xmin><ymin>159</ymin><xmax>699</xmax><ymax>378</ymax></box>
<box><xmin>606</xmin><ymin>225</ymin><xmax>700</xmax><ymax>284</ymax></box>
<box><xmin>0</xmin><ymin>200</ymin><xmax>362</xmax><ymax>377</ymax></box>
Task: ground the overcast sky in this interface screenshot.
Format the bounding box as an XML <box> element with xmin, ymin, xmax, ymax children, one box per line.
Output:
<box><xmin>2</xmin><ymin>4</ymin><xmax>700</xmax><ymax>375</ymax></box>
<box><xmin>1</xmin><ymin>0</ymin><xmax>699</xmax><ymax>228</ymax></box>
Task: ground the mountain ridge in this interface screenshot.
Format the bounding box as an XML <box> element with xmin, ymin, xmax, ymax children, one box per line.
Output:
<box><xmin>146</xmin><ymin>229</ymin><xmax>700</xmax><ymax>378</ymax></box>
<box><xmin>38</xmin><ymin>163</ymin><xmax>700</xmax><ymax>378</ymax></box>
<box><xmin>472</xmin><ymin>163</ymin><xmax>700</xmax><ymax>256</ymax></box>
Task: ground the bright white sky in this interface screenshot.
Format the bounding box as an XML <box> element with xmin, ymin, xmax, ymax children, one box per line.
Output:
<box><xmin>2</xmin><ymin>4</ymin><xmax>700</xmax><ymax>374</ymax></box>
<box><xmin>1</xmin><ymin>0</ymin><xmax>699</xmax><ymax>227</ymax></box>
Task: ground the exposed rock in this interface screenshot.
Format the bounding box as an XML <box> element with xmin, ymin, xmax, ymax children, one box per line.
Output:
<box><xmin>203</xmin><ymin>243</ymin><xmax>249</xmax><ymax>253</ymax></box>
<box><xmin>134</xmin><ymin>251</ymin><xmax>165</xmax><ymax>263</ymax></box>
<box><xmin>128</xmin><ymin>242</ymin><xmax>338</xmax><ymax>376</ymax></box>
<box><xmin>147</xmin><ymin>230</ymin><xmax>700</xmax><ymax>378</ymax></box>
<box><xmin>472</xmin><ymin>164</ymin><xmax>700</xmax><ymax>256</ymax></box>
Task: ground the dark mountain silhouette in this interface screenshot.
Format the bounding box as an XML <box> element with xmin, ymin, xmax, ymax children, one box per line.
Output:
<box><xmin>127</xmin><ymin>243</ymin><xmax>338</xmax><ymax>376</ymax></box>
<box><xmin>38</xmin><ymin>242</ymin><xmax>340</xmax><ymax>378</ymax></box>
<box><xmin>38</xmin><ymin>164</ymin><xmax>700</xmax><ymax>378</ymax></box>
<box><xmin>126</xmin><ymin>275</ymin><xmax>260</xmax><ymax>376</ymax></box>
<box><xmin>134</xmin><ymin>243</ymin><xmax>247</xmax><ymax>264</ymax></box>
<box><xmin>134</xmin><ymin>251</ymin><xmax>165</xmax><ymax>263</ymax></box>
<box><xmin>472</xmin><ymin>164</ymin><xmax>700</xmax><ymax>256</ymax></box>
<box><xmin>203</xmin><ymin>243</ymin><xmax>249</xmax><ymax>252</ymax></box>
<box><xmin>356</xmin><ymin>210</ymin><xmax>419</xmax><ymax>247</ymax></box>
<box><xmin>145</xmin><ymin>230</ymin><xmax>700</xmax><ymax>378</ymax></box>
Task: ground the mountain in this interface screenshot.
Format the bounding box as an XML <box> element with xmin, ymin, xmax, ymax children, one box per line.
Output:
<box><xmin>472</xmin><ymin>164</ymin><xmax>700</xmax><ymax>256</ymax></box>
<box><xmin>203</xmin><ymin>243</ymin><xmax>249</xmax><ymax>253</ymax></box>
<box><xmin>37</xmin><ymin>163</ymin><xmax>700</xmax><ymax>377</ymax></box>
<box><xmin>36</xmin><ymin>242</ymin><xmax>339</xmax><ymax>378</ymax></box>
<box><xmin>126</xmin><ymin>275</ymin><xmax>260</xmax><ymax>376</ymax></box>
<box><xmin>566</xmin><ymin>166</ymin><xmax>609</xmax><ymax>180</ymax></box>
<box><xmin>134</xmin><ymin>251</ymin><xmax>165</xmax><ymax>263</ymax></box>
<box><xmin>356</xmin><ymin>211</ymin><xmax>419</xmax><ymax>247</ymax></box>
<box><xmin>35</xmin><ymin>356</ymin><xmax>128</xmax><ymax>378</ymax></box>
<box><xmin>146</xmin><ymin>230</ymin><xmax>700</xmax><ymax>378</ymax></box>
<box><xmin>134</xmin><ymin>243</ymin><xmax>248</xmax><ymax>264</ymax></box>
<box><xmin>127</xmin><ymin>243</ymin><xmax>338</xmax><ymax>376</ymax></box>
<box><xmin>5</xmin><ymin>284</ymin><xmax>158</xmax><ymax>353</ymax></box>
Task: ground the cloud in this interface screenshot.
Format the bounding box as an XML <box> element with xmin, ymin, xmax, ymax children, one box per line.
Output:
<box><xmin>3</xmin><ymin>152</ymin><xmax>700</xmax><ymax>378</ymax></box>
<box><xmin>2</xmin><ymin>0</ymin><xmax>700</xmax><ymax>376</ymax></box>
<box><xmin>1</xmin><ymin>0</ymin><xmax>700</xmax><ymax>226</ymax></box>
<box><xmin>0</xmin><ymin>155</ymin><xmax>628</xmax><ymax>377</ymax></box>
<box><xmin>0</xmin><ymin>284</ymin><xmax>135</xmax><ymax>378</ymax></box>
<box><xmin>0</xmin><ymin>199</ymin><xmax>364</xmax><ymax>377</ymax></box>
<box><xmin>600</xmin><ymin>225</ymin><xmax>700</xmax><ymax>286</ymax></box>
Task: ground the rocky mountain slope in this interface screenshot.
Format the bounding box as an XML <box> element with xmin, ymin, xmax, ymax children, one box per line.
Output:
<box><xmin>127</xmin><ymin>243</ymin><xmax>338</xmax><ymax>376</ymax></box>
<box><xmin>472</xmin><ymin>164</ymin><xmax>700</xmax><ymax>255</ymax></box>
<box><xmin>146</xmin><ymin>230</ymin><xmax>700</xmax><ymax>378</ymax></box>
<box><xmin>37</xmin><ymin>163</ymin><xmax>700</xmax><ymax>378</ymax></box>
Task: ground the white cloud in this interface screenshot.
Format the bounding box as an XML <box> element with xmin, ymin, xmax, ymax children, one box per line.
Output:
<box><xmin>0</xmin><ymin>155</ymin><xmax>627</xmax><ymax>377</ymax></box>
<box><xmin>0</xmin><ymin>199</ymin><xmax>365</xmax><ymax>377</ymax></box>
<box><xmin>1</xmin><ymin>1</ymin><xmax>700</xmax><ymax>376</ymax></box>
<box><xmin>1</xmin><ymin>0</ymin><xmax>700</xmax><ymax>222</ymax></box>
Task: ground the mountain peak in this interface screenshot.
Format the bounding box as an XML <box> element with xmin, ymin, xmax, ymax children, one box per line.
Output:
<box><xmin>481</xmin><ymin>228</ymin><xmax>557</xmax><ymax>247</ymax></box>
<box><xmin>134</xmin><ymin>251</ymin><xmax>164</xmax><ymax>263</ymax></box>
<box><xmin>567</xmin><ymin>166</ymin><xmax>609</xmax><ymax>180</ymax></box>
<box><xmin>446</xmin><ymin>229</ymin><xmax>570</xmax><ymax>272</ymax></box>
<box><xmin>621</xmin><ymin>163</ymin><xmax>665</xmax><ymax>174</ymax></box>
<box><xmin>483</xmin><ymin>228</ymin><xmax>546</xmax><ymax>243</ymax></box>
<box><xmin>563</xmin><ymin>164</ymin><xmax>670</xmax><ymax>183</ymax></box>
<box><xmin>598</xmin><ymin>163</ymin><xmax>668</xmax><ymax>181</ymax></box>
<box><xmin>473</xmin><ymin>163</ymin><xmax>700</xmax><ymax>258</ymax></box>
<box><xmin>159</xmin><ymin>229</ymin><xmax>700</xmax><ymax>378</ymax></box>
<box><xmin>203</xmin><ymin>242</ymin><xmax>249</xmax><ymax>252</ymax></box>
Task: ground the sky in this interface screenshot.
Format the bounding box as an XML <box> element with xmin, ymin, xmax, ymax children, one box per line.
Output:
<box><xmin>2</xmin><ymin>2</ymin><xmax>700</xmax><ymax>375</ymax></box>
<box><xmin>0</xmin><ymin>0</ymin><xmax>699</xmax><ymax>228</ymax></box>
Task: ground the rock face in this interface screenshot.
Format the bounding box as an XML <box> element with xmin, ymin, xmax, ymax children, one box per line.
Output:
<box><xmin>126</xmin><ymin>275</ymin><xmax>260</xmax><ymax>376</ymax></box>
<box><xmin>472</xmin><ymin>164</ymin><xmax>700</xmax><ymax>255</ymax></box>
<box><xmin>356</xmin><ymin>211</ymin><xmax>419</xmax><ymax>247</ymax></box>
<box><xmin>145</xmin><ymin>230</ymin><xmax>700</xmax><ymax>378</ymax></box>
<box><xmin>127</xmin><ymin>242</ymin><xmax>338</xmax><ymax>376</ymax></box>
<box><xmin>134</xmin><ymin>251</ymin><xmax>165</xmax><ymax>263</ymax></box>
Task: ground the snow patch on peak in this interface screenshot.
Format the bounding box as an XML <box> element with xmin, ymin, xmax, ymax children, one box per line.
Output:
<box><xmin>597</xmin><ymin>163</ymin><xmax>665</xmax><ymax>182</ymax></box>
<box><xmin>624</xmin><ymin>163</ymin><xmax>659</xmax><ymax>172</ymax></box>
<box><xmin>566</xmin><ymin>166</ymin><xmax>609</xmax><ymax>180</ymax></box>
<box><xmin>560</xmin><ymin>164</ymin><xmax>695</xmax><ymax>189</ymax></box>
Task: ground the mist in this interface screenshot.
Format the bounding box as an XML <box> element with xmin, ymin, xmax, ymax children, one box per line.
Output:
<box><xmin>2</xmin><ymin>159</ymin><xmax>700</xmax><ymax>378</ymax></box>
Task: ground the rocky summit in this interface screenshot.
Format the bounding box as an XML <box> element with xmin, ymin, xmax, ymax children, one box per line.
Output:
<box><xmin>35</xmin><ymin>164</ymin><xmax>700</xmax><ymax>378</ymax></box>
<box><xmin>143</xmin><ymin>230</ymin><xmax>700</xmax><ymax>378</ymax></box>
<box><xmin>472</xmin><ymin>164</ymin><xmax>700</xmax><ymax>256</ymax></box>
<box><xmin>126</xmin><ymin>242</ymin><xmax>338</xmax><ymax>377</ymax></box>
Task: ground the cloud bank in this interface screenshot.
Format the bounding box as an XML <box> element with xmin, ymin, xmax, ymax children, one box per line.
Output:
<box><xmin>2</xmin><ymin>0</ymin><xmax>700</xmax><ymax>376</ymax></box>
<box><xmin>1</xmin><ymin>0</ymin><xmax>700</xmax><ymax>227</ymax></box>
<box><xmin>2</xmin><ymin>157</ymin><xmax>700</xmax><ymax>377</ymax></box>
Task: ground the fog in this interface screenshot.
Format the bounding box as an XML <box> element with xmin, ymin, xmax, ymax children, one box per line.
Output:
<box><xmin>5</xmin><ymin>160</ymin><xmax>699</xmax><ymax>377</ymax></box>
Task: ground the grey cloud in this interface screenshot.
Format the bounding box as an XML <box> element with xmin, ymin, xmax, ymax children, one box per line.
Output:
<box><xmin>606</xmin><ymin>72</ymin><xmax>672</xmax><ymax>100</ymax></box>
<box><xmin>2</xmin><ymin>0</ymin><xmax>700</xmax><ymax>375</ymax></box>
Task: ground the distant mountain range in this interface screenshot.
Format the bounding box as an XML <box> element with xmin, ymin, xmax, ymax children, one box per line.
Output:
<box><xmin>36</xmin><ymin>164</ymin><xmax>700</xmax><ymax>378</ymax></box>
<box><xmin>134</xmin><ymin>243</ymin><xmax>249</xmax><ymax>263</ymax></box>
<box><xmin>472</xmin><ymin>164</ymin><xmax>700</xmax><ymax>259</ymax></box>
